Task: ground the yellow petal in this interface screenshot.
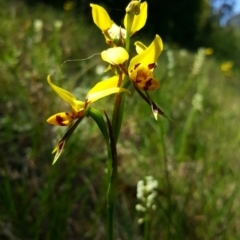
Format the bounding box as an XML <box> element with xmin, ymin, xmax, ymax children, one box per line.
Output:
<box><xmin>47</xmin><ymin>112</ymin><xmax>74</xmax><ymax>126</ymax></box>
<box><xmin>134</xmin><ymin>41</ymin><xmax>147</xmax><ymax>54</ymax></box>
<box><xmin>101</xmin><ymin>47</ymin><xmax>129</xmax><ymax>65</ymax></box>
<box><xmin>90</xmin><ymin>4</ymin><xmax>112</xmax><ymax>31</ymax></box>
<box><xmin>88</xmin><ymin>75</ymin><xmax>119</xmax><ymax>94</ymax></box>
<box><xmin>87</xmin><ymin>88</ymin><xmax>130</xmax><ymax>103</ymax></box>
<box><xmin>47</xmin><ymin>75</ymin><xmax>85</xmax><ymax>111</ymax></box>
<box><xmin>124</xmin><ymin>2</ymin><xmax>148</xmax><ymax>35</ymax></box>
<box><xmin>129</xmin><ymin>35</ymin><xmax>163</xmax><ymax>72</ymax></box>
<box><xmin>87</xmin><ymin>76</ymin><xmax>130</xmax><ymax>103</ymax></box>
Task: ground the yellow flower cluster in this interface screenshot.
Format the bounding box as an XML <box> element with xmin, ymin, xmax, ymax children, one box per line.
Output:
<box><xmin>46</xmin><ymin>1</ymin><xmax>165</xmax><ymax>163</ymax></box>
<box><xmin>90</xmin><ymin>2</ymin><xmax>163</xmax><ymax>91</ymax></box>
<box><xmin>47</xmin><ymin>0</ymin><xmax>164</xmax><ymax>127</ymax></box>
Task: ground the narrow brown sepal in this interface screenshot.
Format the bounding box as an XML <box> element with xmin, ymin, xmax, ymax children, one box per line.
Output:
<box><xmin>133</xmin><ymin>82</ymin><xmax>168</xmax><ymax>120</ymax></box>
<box><xmin>51</xmin><ymin>116</ymin><xmax>84</xmax><ymax>164</ymax></box>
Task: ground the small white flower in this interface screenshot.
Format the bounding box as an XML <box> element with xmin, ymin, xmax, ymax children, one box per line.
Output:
<box><xmin>54</xmin><ymin>20</ymin><xmax>63</xmax><ymax>30</ymax></box>
<box><xmin>136</xmin><ymin>204</ymin><xmax>146</xmax><ymax>212</ymax></box>
<box><xmin>147</xmin><ymin>192</ymin><xmax>157</xmax><ymax>204</ymax></box>
<box><xmin>152</xmin><ymin>204</ymin><xmax>157</xmax><ymax>210</ymax></box>
<box><xmin>138</xmin><ymin>218</ymin><xmax>144</xmax><ymax>224</ymax></box>
<box><xmin>136</xmin><ymin>176</ymin><xmax>158</xmax><ymax>212</ymax></box>
<box><xmin>33</xmin><ymin>19</ymin><xmax>43</xmax><ymax>32</ymax></box>
<box><xmin>145</xmin><ymin>176</ymin><xmax>153</xmax><ymax>182</ymax></box>
<box><xmin>164</xmin><ymin>48</ymin><xmax>175</xmax><ymax>77</ymax></box>
<box><xmin>146</xmin><ymin>180</ymin><xmax>158</xmax><ymax>192</ymax></box>
<box><xmin>191</xmin><ymin>48</ymin><xmax>205</xmax><ymax>77</ymax></box>
<box><xmin>192</xmin><ymin>93</ymin><xmax>203</xmax><ymax>111</ymax></box>
<box><xmin>136</xmin><ymin>191</ymin><xmax>144</xmax><ymax>200</ymax></box>
<box><xmin>179</xmin><ymin>49</ymin><xmax>187</xmax><ymax>57</ymax></box>
<box><xmin>137</xmin><ymin>180</ymin><xmax>145</xmax><ymax>199</ymax></box>
<box><xmin>95</xmin><ymin>65</ymin><xmax>106</xmax><ymax>75</ymax></box>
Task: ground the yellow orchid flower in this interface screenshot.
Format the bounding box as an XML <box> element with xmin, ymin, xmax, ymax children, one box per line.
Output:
<box><xmin>128</xmin><ymin>35</ymin><xmax>163</xmax><ymax>91</ymax></box>
<box><xmin>101</xmin><ymin>35</ymin><xmax>163</xmax><ymax>91</ymax></box>
<box><xmin>90</xmin><ymin>2</ymin><xmax>147</xmax><ymax>45</ymax></box>
<box><xmin>47</xmin><ymin>75</ymin><xmax>129</xmax><ymax>126</ymax></box>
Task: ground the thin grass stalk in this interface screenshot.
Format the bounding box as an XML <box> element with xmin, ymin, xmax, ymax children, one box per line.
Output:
<box><xmin>178</xmin><ymin>74</ymin><xmax>204</xmax><ymax>161</ymax></box>
<box><xmin>2</xmin><ymin>157</ymin><xmax>17</xmax><ymax>218</ymax></box>
<box><xmin>158</xmin><ymin>120</ymin><xmax>172</xmax><ymax>239</ymax></box>
<box><xmin>178</xmin><ymin>107</ymin><xmax>197</xmax><ymax>161</ymax></box>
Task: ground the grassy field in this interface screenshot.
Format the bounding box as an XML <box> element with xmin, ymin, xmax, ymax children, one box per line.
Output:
<box><xmin>1</xmin><ymin>0</ymin><xmax>240</xmax><ymax>239</ymax></box>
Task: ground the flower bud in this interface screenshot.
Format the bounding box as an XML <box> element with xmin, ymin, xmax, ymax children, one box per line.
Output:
<box><xmin>126</xmin><ymin>0</ymin><xmax>141</xmax><ymax>15</ymax></box>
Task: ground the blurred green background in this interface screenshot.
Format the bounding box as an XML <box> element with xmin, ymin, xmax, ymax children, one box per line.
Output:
<box><xmin>1</xmin><ymin>0</ymin><xmax>240</xmax><ymax>239</ymax></box>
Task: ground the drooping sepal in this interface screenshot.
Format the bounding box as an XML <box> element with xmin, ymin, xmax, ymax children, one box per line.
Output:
<box><xmin>51</xmin><ymin>117</ymin><xmax>85</xmax><ymax>164</ymax></box>
<box><xmin>90</xmin><ymin>4</ymin><xmax>112</xmax><ymax>31</ymax></box>
<box><xmin>47</xmin><ymin>75</ymin><xmax>85</xmax><ymax>112</ymax></box>
<box><xmin>133</xmin><ymin>82</ymin><xmax>167</xmax><ymax>120</ymax></box>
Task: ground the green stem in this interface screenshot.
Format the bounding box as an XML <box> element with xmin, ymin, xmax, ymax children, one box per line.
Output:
<box><xmin>144</xmin><ymin>214</ymin><xmax>150</xmax><ymax>240</ymax></box>
<box><xmin>105</xmin><ymin>12</ymin><xmax>134</xmax><ymax>240</ymax></box>
<box><xmin>88</xmin><ymin>108</ymin><xmax>118</xmax><ymax>239</ymax></box>
<box><xmin>125</xmin><ymin>14</ymin><xmax>133</xmax><ymax>53</ymax></box>
<box><xmin>112</xmin><ymin>72</ymin><xmax>123</xmax><ymax>141</ymax></box>
<box><xmin>111</xmin><ymin>11</ymin><xmax>133</xmax><ymax>141</ymax></box>
<box><xmin>105</xmin><ymin>112</ymin><xmax>118</xmax><ymax>240</ymax></box>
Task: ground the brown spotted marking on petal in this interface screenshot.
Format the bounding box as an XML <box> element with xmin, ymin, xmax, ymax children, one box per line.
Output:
<box><xmin>143</xmin><ymin>78</ymin><xmax>153</xmax><ymax>90</ymax></box>
<box><xmin>148</xmin><ymin>63</ymin><xmax>156</xmax><ymax>70</ymax></box>
<box><xmin>56</xmin><ymin>115</ymin><xmax>67</xmax><ymax>126</ymax></box>
<box><xmin>133</xmin><ymin>63</ymin><xmax>141</xmax><ymax>70</ymax></box>
<box><xmin>135</xmin><ymin>68</ymin><xmax>149</xmax><ymax>84</ymax></box>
